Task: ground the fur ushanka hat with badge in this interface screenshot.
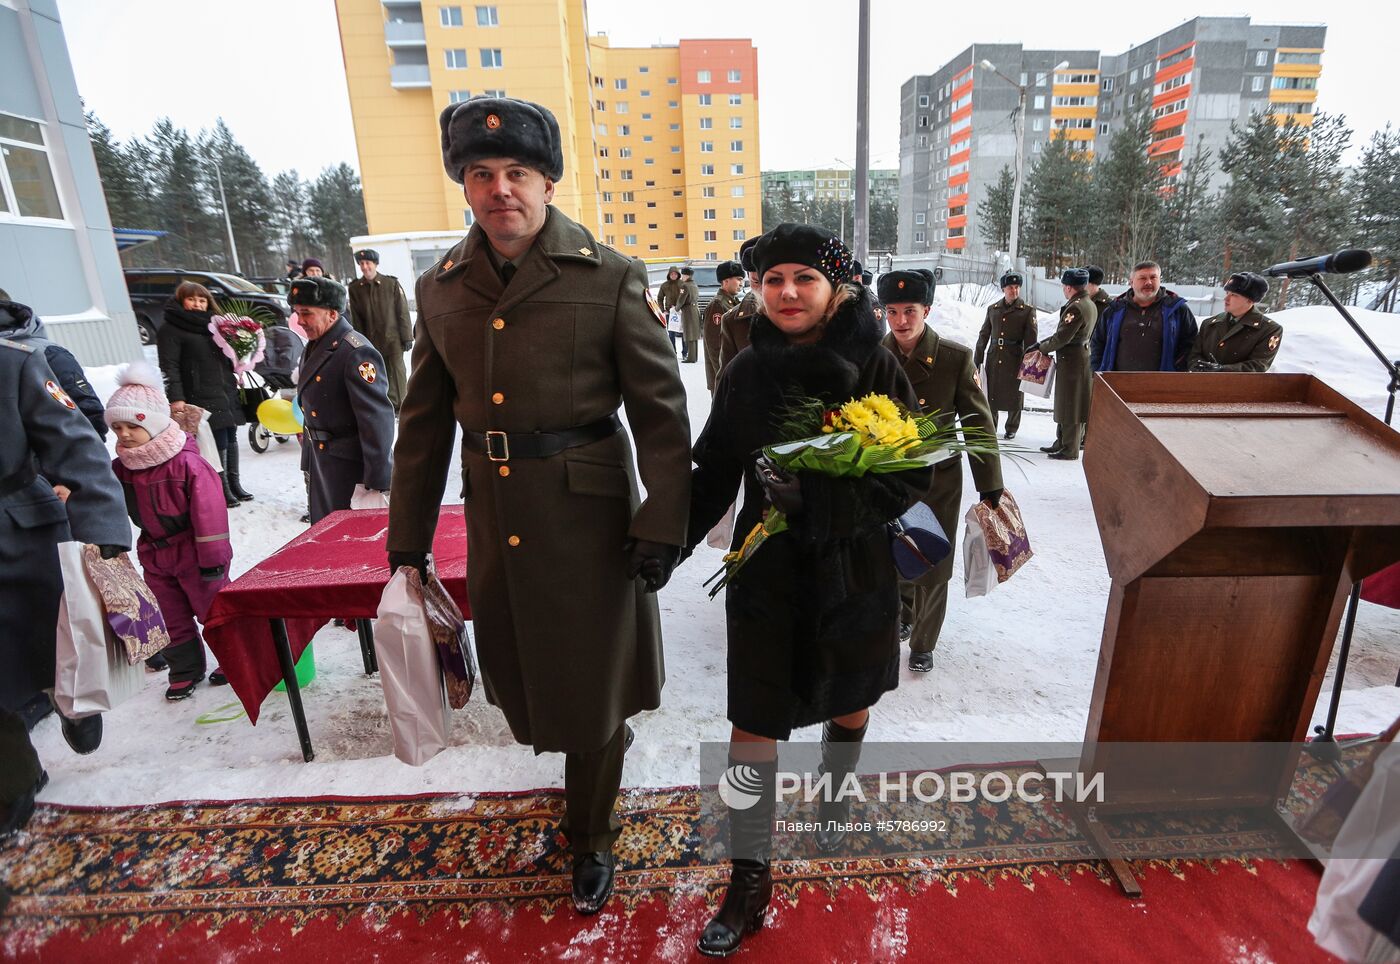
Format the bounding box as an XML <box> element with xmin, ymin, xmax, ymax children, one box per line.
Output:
<box><xmin>440</xmin><ymin>96</ymin><xmax>564</xmax><ymax>183</ymax></box>
<box><xmin>877</xmin><ymin>269</ymin><xmax>936</xmax><ymax>307</ymax></box>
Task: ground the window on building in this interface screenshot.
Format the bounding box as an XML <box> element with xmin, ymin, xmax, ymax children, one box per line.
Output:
<box><xmin>702</xmin><ymin>186</ymin><xmax>716</xmax><ymax>197</ymax></box>
<box><xmin>1276</xmin><ymin>51</ymin><xmax>1322</xmax><ymax>64</ymax></box>
<box><xmin>622</xmin><ymin>213</ymin><xmax>635</xmax><ymax>224</ymax></box>
<box><xmin>697</xmin><ymin>70</ymin><xmax>711</xmax><ymax>84</ymax></box>
<box><xmin>603</xmin><ymin>213</ymin><xmax>614</xmax><ymax>224</ymax></box>
<box><xmin>701</xmin><ymin>164</ymin><xmax>715</xmax><ymax>175</ymax></box>
<box><xmin>918</xmin><ymin>116</ymin><xmax>928</xmax><ymax>128</ymax></box>
<box><xmin>914</xmin><ymin>212</ymin><xmax>926</xmax><ymax>225</ymax></box>
<box><xmin>1272</xmin><ymin>75</ymin><xmax>1318</xmax><ymax>90</ymax></box>
<box><xmin>669</xmin><ymin>123</ymin><xmax>680</xmax><ymax>131</ymax></box>
<box><xmin>730</xmin><ymin>164</ymin><xmax>744</xmax><ymax>175</ymax></box>
<box><xmin>729</xmin><ymin>94</ymin><xmax>742</xmax><ymax>106</ymax></box>
<box><xmin>640</xmin><ymin>92</ymin><xmax>650</xmax><ymax>99</ymax></box>
<box><xmin>699</xmin><ymin>94</ymin><xmax>712</xmax><ymax>107</ymax></box>
<box><xmin>445</xmin><ymin>49</ymin><xmax>468</xmax><ymax>69</ymax></box>
<box><xmin>621</xmin><ymin>191</ymin><xmax>634</xmax><ymax>201</ymax></box>
<box><xmin>918</xmin><ymin>135</ymin><xmax>927</xmax><ymax>147</ymax></box>
<box><xmin>643</xmin><ymin>135</ymin><xmax>653</xmax><ymax>142</ymax></box>
<box><xmin>704</xmin><ymin>230</ymin><xmax>718</xmax><ymax>241</ymax></box>
<box><xmin>915</xmin><ymin>231</ymin><xmax>925</xmax><ymax>243</ymax></box>
<box><xmin>699</xmin><ymin>117</ymin><xmax>713</xmax><ymax>128</ymax></box>
<box><xmin>667</xmin><ymin>77</ymin><xmax>678</xmax><ymax>84</ymax></box>
<box><xmin>463</xmin><ymin>209</ymin><xmax>474</xmax><ymax>227</ymax></box>
<box><xmin>440</xmin><ymin>6</ymin><xmax>463</xmax><ymax>27</ymax></box>
<box><xmin>598</xmin><ymin>147</ymin><xmax>609</xmax><ymax>158</ymax></box>
<box><xmin>670</xmin><ymin>167</ymin><xmax>680</xmax><ymax>174</ymax></box>
<box><xmin>700</xmin><ymin>141</ymin><xmax>714</xmax><ymax>152</ymax></box>
<box><xmin>615</xmin><ymin>102</ymin><xmax>629</xmax><ymax>114</ymax></box>
<box><xmin>596</xmin><ymin>123</ymin><xmax>608</xmax><ymax>135</ymax></box>
<box><xmin>475</xmin><ymin>5</ymin><xmax>498</xmax><ymax>25</ymax></box>
<box><xmin>703</xmin><ymin>208</ymin><xmax>717</xmax><ymax>220</ymax></box>
<box><xmin>1251</xmin><ymin>75</ymin><xmax>1265</xmax><ymax>93</ymax></box>
<box><xmin>732</xmin><ymin>186</ymin><xmax>744</xmax><ymax>197</ymax></box>
<box><xmin>483</xmin><ymin>88</ymin><xmax>504</xmax><ymax>97</ymax></box>
<box><xmin>600</xmin><ymin>169</ymin><xmax>610</xmax><ymax>180</ymax></box>
<box><xmin>1102</xmin><ymin>76</ymin><xmax>1114</xmax><ymax>92</ymax></box>
<box><xmin>617</xmin><ymin>124</ymin><xmax>630</xmax><ymax>135</ymax></box>
<box><xmin>730</xmin><ymin>140</ymin><xmax>743</xmax><ymax>152</ymax></box>
<box><xmin>480</xmin><ymin>48</ymin><xmax>502</xmax><ymax>68</ymax></box>
<box><xmin>449</xmin><ymin>89</ymin><xmax>471</xmax><ymax>103</ymax></box>
<box><xmin>602</xmin><ymin>191</ymin><xmax>612</xmax><ymax>202</ymax></box>
<box><xmin>673</xmin><ymin>189</ymin><xmax>683</xmax><ymax>197</ymax></box>
<box><xmin>614</xmin><ymin>78</ymin><xmax>627</xmax><ymax>90</ymax></box>
<box><xmin>620</xmin><ymin>169</ymin><xmax>633</xmax><ymax>180</ymax></box>
<box><xmin>670</xmin><ymin>145</ymin><xmax>680</xmax><ymax>152</ymax></box>
<box><xmin>728</xmin><ymin>69</ymin><xmax>741</xmax><ymax>82</ymax></box>
<box><xmin>1100</xmin><ymin>122</ymin><xmax>1110</xmax><ymax>134</ymax></box>
<box><xmin>595</xmin><ymin>100</ymin><xmax>606</xmax><ymax>111</ymax></box>
<box><xmin>1052</xmin><ymin>95</ymin><xmax>1098</xmax><ymax>108</ymax></box>
<box><xmin>617</xmin><ymin>147</ymin><xmax>632</xmax><ymax>158</ymax></box>
<box><xmin>644</xmin><ymin>158</ymin><xmax>654</xmax><ymax>165</ymax></box>
<box><xmin>641</xmin><ymin>111</ymin><xmax>651</xmax><ymax>120</ymax></box>
<box><xmin>1032</xmin><ymin>141</ymin><xmax>1043</xmax><ymax>153</ymax></box>
<box><xmin>733</xmin><ymin>229</ymin><xmax>746</xmax><ymax>241</ymax></box>
<box><xmin>1033</xmin><ymin>95</ymin><xmax>1045</xmax><ymax>110</ymax></box>
<box><xmin>668</xmin><ymin>100</ymin><xmax>679</xmax><ymax>108</ymax></box>
<box><xmin>918</xmin><ymin>94</ymin><xmax>929</xmax><ymax>107</ymax></box>
<box><xmin>673</xmin><ymin>211</ymin><xmax>683</xmax><ymax>218</ymax></box>
<box><xmin>730</xmin><ymin>117</ymin><xmax>743</xmax><ymax>129</ymax></box>
<box><xmin>625</xmin><ymin>234</ymin><xmax>637</xmax><ymax>246</ymax></box>
<box><xmin>1256</xmin><ymin>50</ymin><xmax>1270</xmax><ymax>67</ymax></box>
<box><xmin>731</xmin><ymin>207</ymin><xmax>744</xmax><ymax>219</ymax></box>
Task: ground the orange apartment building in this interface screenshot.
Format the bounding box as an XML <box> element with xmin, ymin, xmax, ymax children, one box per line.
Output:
<box><xmin>334</xmin><ymin>0</ymin><xmax>761</xmax><ymax>263</ymax></box>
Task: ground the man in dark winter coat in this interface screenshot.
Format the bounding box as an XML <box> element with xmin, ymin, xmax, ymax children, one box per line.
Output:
<box><xmin>974</xmin><ymin>272</ymin><xmax>1037</xmax><ymax>440</ymax></box>
<box><xmin>1</xmin><ymin>342</ymin><xmax>130</xmax><ymax>842</ymax></box>
<box><xmin>290</xmin><ymin>277</ymin><xmax>395</xmax><ymax>522</ymax></box>
<box><xmin>0</xmin><ymin>297</ymin><xmax>106</xmax><ymax>438</ymax></box>
<box><xmin>702</xmin><ymin>260</ymin><xmax>744</xmax><ymax>391</ymax></box>
<box><xmin>1029</xmin><ymin>268</ymin><xmax>1096</xmax><ymax>461</ymax></box>
<box><xmin>1090</xmin><ymin>261</ymin><xmax>1197</xmax><ymax>372</ymax></box>
<box><xmin>677</xmin><ymin>266</ymin><xmax>701</xmax><ymax>363</ymax></box>
<box><xmin>1189</xmin><ymin>272</ymin><xmax>1283</xmax><ymax>372</ymax></box>
<box><xmin>718</xmin><ymin>237</ymin><xmax>761</xmax><ymax>372</ymax></box>
<box><xmin>386</xmin><ymin>95</ymin><xmax>691</xmax><ymax>916</ymax></box>
<box><xmin>348</xmin><ymin>249</ymin><xmax>414</xmax><ymax>412</ymax></box>
<box><xmin>879</xmin><ymin>269</ymin><xmax>1003</xmax><ymax>673</ymax></box>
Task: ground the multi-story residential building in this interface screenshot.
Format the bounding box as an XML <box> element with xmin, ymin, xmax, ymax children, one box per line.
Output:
<box><xmin>1</xmin><ymin>0</ymin><xmax>142</xmax><ymax>364</ymax></box>
<box><xmin>898</xmin><ymin>17</ymin><xmax>1326</xmax><ymax>257</ymax></box>
<box><xmin>762</xmin><ymin>168</ymin><xmax>899</xmax><ymax>206</ymax></box>
<box><xmin>335</xmin><ymin>0</ymin><xmax>761</xmax><ymax>262</ymax></box>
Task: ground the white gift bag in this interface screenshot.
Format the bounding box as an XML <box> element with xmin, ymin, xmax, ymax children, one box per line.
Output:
<box><xmin>962</xmin><ymin>506</ymin><xmax>999</xmax><ymax>599</ymax></box>
<box><xmin>53</xmin><ymin>542</ymin><xmax>143</xmax><ymax>718</ymax></box>
<box><xmin>667</xmin><ymin>307</ymin><xmax>683</xmax><ymax>334</ymax></box>
<box><xmin>351</xmin><ymin>484</ymin><xmax>391</xmax><ymax>510</ymax></box>
<box><xmin>375</xmin><ymin>567</ymin><xmax>452</xmax><ymax>765</ymax></box>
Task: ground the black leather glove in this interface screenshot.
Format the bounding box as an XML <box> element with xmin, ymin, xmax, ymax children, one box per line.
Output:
<box><xmin>1192</xmin><ymin>359</ymin><xmax>1223</xmax><ymax>372</ymax></box>
<box><xmin>1024</xmin><ymin>342</ymin><xmax>1042</xmax><ymax>355</ymax></box>
<box><xmin>624</xmin><ymin>539</ymin><xmax>681</xmax><ymax>592</ymax></box>
<box><xmin>979</xmin><ymin>488</ymin><xmax>1004</xmax><ymax>510</ymax></box>
<box><xmin>199</xmin><ymin>565</ymin><xmax>226</xmax><ymax>582</ymax></box>
<box><xmin>403</xmin><ymin>340</ymin><xmax>414</xmax><ymax>352</ymax></box>
<box><xmin>388</xmin><ymin>550</ymin><xmax>430</xmax><ymax>580</ymax></box>
<box><xmin>755</xmin><ymin>455</ymin><xmax>803</xmax><ymax>515</ymax></box>
<box><xmin>97</xmin><ymin>544</ymin><xmax>125</xmax><ymax>560</ymax></box>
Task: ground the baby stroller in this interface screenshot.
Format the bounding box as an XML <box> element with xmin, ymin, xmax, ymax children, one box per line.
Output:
<box><xmin>245</xmin><ymin>321</ymin><xmax>306</xmax><ymax>453</ymax></box>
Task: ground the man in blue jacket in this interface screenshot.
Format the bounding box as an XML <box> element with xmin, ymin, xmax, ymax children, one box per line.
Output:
<box><xmin>1090</xmin><ymin>261</ymin><xmax>1198</xmax><ymax>373</ymax></box>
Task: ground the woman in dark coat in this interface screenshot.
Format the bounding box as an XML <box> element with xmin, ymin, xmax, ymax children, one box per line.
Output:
<box><xmin>685</xmin><ymin>224</ymin><xmax>932</xmax><ymax>957</ymax></box>
<box><xmin>156</xmin><ymin>281</ymin><xmax>250</xmax><ymax>508</ymax></box>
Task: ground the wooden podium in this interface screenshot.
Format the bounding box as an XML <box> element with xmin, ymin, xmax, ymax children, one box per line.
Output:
<box><xmin>1065</xmin><ymin>373</ymin><xmax>1400</xmax><ymax>895</ymax></box>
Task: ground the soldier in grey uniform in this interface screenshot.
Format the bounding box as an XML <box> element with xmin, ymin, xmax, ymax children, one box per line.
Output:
<box><xmin>974</xmin><ymin>272</ymin><xmax>1038</xmax><ymax>440</ymax></box>
<box><xmin>1</xmin><ymin>340</ymin><xmax>131</xmax><ymax>841</ymax></box>
<box><xmin>289</xmin><ymin>277</ymin><xmax>396</xmax><ymax>523</ymax></box>
<box><xmin>1027</xmin><ymin>268</ymin><xmax>1097</xmax><ymax>461</ymax></box>
<box><xmin>1189</xmin><ymin>272</ymin><xmax>1283</xmax><ymax>372</ymax></box>
<box><xmin>347</xmin><ymin>248</ymin><xmax>414</xmax><ymax>413</ymax></box>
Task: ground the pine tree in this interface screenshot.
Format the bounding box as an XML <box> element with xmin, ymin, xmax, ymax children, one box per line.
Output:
<box><xmin>202</xmin><ymin>119</ymin><xmax>278</xmax><ymax>277</ymax></box>
<box><xmin>1157</xmin><ymin>138</ymin><xmax>1217</xmax><ymax>284</ymax></box>
<box><xmin>270</xmin><ymin>170</ymin><xmax>318</xmax><ymax>267</ymax></box>
<box><xmin>1352</xmin><ymin>124</ymin><xmax>1400</xmax><ymax>307</ymax></box>
<box><xmin>976</xmin><ymin>165</ymin><xmax>1015</xmax><ymax>253</ymax></box>
<box><xmin>308</xmin><ymin>163</ymin><xmax>369</xmax><ymax>279</ymax></box>
<box><xmin>868</xmin><ymin>196</ymin><xmax>898</xmax><ymax>253</ymax></box>
<box><xmin>1024</xmin><ymin>134</ymin><xmax>1093</xmax><ymax>269</ymax></box>
<box><xmin>148</xmin><ymin>118</ymin><xmax>224</xmax><ymax>270</ymax></box>
<box><xmin>1091</xmin><ymin>108</ymin><xmax>1162</xmax><ymax>280</ymax></box>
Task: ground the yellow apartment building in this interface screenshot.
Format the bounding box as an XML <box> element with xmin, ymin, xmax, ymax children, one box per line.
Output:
<box><xmin>335</xmin><ymin>0</ymin><xmax>761</xmax><ymax>262</ymax></box>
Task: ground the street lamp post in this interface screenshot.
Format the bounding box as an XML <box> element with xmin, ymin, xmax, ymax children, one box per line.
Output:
<box><xmin>213</xmin><ymin>161</ymin><xmax>242</xmax><ymax>276</ymax></box>
<box><xmin>978</xmin><ymin>59</ymin><xmax>1068</xmax><ymax>266</ymax></box>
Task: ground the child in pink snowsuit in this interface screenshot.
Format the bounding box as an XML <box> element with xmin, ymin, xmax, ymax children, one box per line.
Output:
<box><xmin>106</xmin><ymin>363</ymin><xmax>232</xmax><ymax>701</ymax></box>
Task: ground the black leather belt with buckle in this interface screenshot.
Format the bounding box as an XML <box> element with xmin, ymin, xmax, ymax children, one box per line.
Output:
<box><xmin>463</xmin><ymin>414</ymin><xmax>621</xmax><ymax>461</ymax></box>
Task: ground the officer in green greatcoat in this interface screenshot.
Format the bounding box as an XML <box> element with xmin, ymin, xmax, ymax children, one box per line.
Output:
<box><xmin>1188</xmin><ymin>272</ymin><xmax>1283</xmax><ymax>372</ymax></box>
<box><xmin>1028</xmin><ymin>268</ymin><xmax>1096</xmax><ymax>461</ymax></box>
<box><xmin>974</xmin><ymin>271</ymin><xmax>1038</xmax><ymax>440</ymax></box>
<box><xmin>347</xmin><ymin>248</ymin><xmax>414</xmax><ymax>412</ymax></box>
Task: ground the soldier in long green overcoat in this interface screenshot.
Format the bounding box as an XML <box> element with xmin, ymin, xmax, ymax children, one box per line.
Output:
<box><xmin>974</xmin><ymin>271</ymin><xmax>1038</xmax><ymax>440</ymax></box>
<box><xmin>385</xmin><ymin>96</ymin><xmax>691</xmax><ymax>916</ymax></box>
<box><xmin>347</xmin><ymin>248</ymin><xmax>414</xmax><ymax>411</ymax></box>
<box><xmin>878</xmin><ymin>270</ymin><xmax>1003</xmax><ymax>674</ymax></box>
<box><xmin>1028</xmin><ymin>268</ymin><xmax>1096</xmax><ymax>461</ymax></box>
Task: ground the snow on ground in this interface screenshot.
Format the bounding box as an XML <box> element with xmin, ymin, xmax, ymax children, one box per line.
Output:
<box><xmin>29</xmin><ymin>301</ymin><xmax>1400</xmax><ymax>807</ymax></box>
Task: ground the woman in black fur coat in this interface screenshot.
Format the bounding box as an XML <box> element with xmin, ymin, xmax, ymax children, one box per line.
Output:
<box><xmin>686</xmin><ymin>224</ymin><xmax>932</xmax><ymax>957</ymax></box>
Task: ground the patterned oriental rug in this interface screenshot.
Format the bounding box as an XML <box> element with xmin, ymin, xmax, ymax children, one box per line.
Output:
<box><xmin>0</xmin><ymin>763</ymin><xmax>1342</xmax><ymax>963</ymax></box>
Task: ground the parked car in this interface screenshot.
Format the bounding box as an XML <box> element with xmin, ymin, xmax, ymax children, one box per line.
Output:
<box><xmin>248</xmin><ymin>277</ymin><xmax>293</xmax><ymax>297</ymax></box>
<box><xmin>123</xmin><ymin>268</ymin><xmax>289</xmax><ymax>345</ymax></box>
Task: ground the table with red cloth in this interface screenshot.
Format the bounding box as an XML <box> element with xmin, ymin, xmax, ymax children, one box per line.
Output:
<box><xmin>204</xmin><ymin>507</ymin><xmax>470</xmax><ymax>761</ymax></box>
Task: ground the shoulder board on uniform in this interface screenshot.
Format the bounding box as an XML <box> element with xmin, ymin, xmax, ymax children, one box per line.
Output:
<box><xmin>0</xmin><ymin>338</ymin><xmax>34</xmax><ymax>353</ymax></box>
<box><xmin>345</xmin><ymin>332</ymin><xmax>365</xmax><ymax>348</ymax></box>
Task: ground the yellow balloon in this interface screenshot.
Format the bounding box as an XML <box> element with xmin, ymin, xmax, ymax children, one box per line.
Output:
<box><xmin>257</xmin><ymin>398</ymin><xmax>302</xmax><ymax>435</ymax></box>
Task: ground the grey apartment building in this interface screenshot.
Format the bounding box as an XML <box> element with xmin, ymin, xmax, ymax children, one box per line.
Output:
<box><xmin>898</xmin><ymin>17</ymin><xmax>1326</xmax><ymax>257</ymax></box>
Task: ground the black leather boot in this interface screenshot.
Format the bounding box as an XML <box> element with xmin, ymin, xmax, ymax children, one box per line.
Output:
<box><xmin>571</xmin><ymin>851</ymin><xmax>616</xmax><ymax>915</ymax></box>
<box><xmin>814</xmin><ymin>717</ymin><xmax>869</xmax><ymax>853</ymax></box>
<box><xmin>697</xmin><ymin>756</ymin><xmax>775</xmax><ymax>957</ymax></box>
<box><xmin>219</xmin><ymin>472</ymin><xmax>240</xmax><ymax>509</ymax></box>
<box><xmin>224</xmin><ymin>443</ymin><xmax>254</xmax><ymax>501</ymax></box>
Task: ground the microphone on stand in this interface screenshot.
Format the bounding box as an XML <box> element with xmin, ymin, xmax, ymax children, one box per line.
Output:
<box><xmin>1264</xmin><ymin>249</ymin><xmax>1372</xmax><ymax>278</ymax></box>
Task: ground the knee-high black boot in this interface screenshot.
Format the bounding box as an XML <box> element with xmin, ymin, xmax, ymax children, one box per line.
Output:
<box><xmin>216</xmin><ymin>444</ymin><xmax>240</xmax><ymax>509</ymax></box>
<box><xmin>697</xmin><ymin>756</ymin><xmax>775</xmax><ymax>957</ymax></box>
<box><xmin>224</xmin><ymin>438</ymin><xmax>254</xmax><ymax>501</ymax></box>
<box><xmin>813</xmin><ymin>717</ymin><xmax>869</xmax><ymax>853</ymax></box>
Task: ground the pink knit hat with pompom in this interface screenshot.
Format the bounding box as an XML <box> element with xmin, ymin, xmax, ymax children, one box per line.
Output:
<box><xmin>105</xmin><ymin>361</ymin><xmax>172</xmax><ymax>436</ymax></box>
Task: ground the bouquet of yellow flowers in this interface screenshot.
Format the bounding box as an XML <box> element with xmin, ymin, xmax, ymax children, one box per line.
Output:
<box><xmin>704</xmin><ymin>393</ymin><xmax>994</xmax><ymax>597</ymax></box>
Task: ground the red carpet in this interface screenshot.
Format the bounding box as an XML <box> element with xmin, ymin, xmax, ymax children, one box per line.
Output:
<box><xmin>0</xmin><ymin>770</ymin><xmax>1341</xmax><ymax>962</ymax></box>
